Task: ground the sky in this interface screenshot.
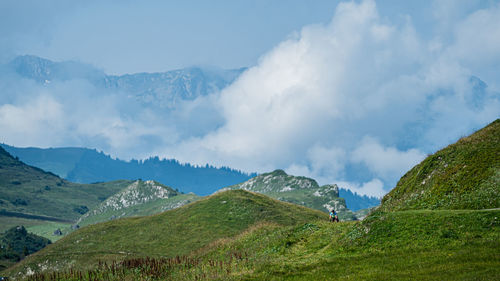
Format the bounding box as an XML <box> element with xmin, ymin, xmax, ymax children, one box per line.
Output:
<box><xmin>0</xmin><ymin>0</ymin><xmax>341</xmax><ymax>74</ymax></box>
<box><xmin>1</xmin><ymin>0</ymin><xmax>499</xmax><ymax>197</ymax></box>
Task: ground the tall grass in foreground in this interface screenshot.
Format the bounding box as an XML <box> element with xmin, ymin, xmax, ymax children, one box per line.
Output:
<box><xmin>27</xmin><ymin>252</ymin><xmax>251</xmax><ymax>281</ymax></box>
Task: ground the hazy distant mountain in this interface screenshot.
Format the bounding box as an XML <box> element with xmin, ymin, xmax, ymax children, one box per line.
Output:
<box><xmin>7</xmin><ymin>55</ymin><xmax>106</xmax><ymax>84</ymax></box>
<box><xmin>338</xmin><ymin>188</ymin><xmax>380</xmax><ymax>211</ymax></box>
<box><xmin>1</xmin><ymin>144</ymin><xmax>255</xmax><ymax>196</ymax></box>
<box><xmin>7</xmin><ymin>55</ymin><xmax>245</xmax><ymax>108</ymax></box>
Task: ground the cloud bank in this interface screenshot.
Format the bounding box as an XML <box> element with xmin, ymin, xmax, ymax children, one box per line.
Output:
<box><xmin>1</xmin><ymin>0</ymin><xmax>499</xmax><ymax>197</ymax></box>
<box><xmin>160</xmin><ymin>0</ymin><xmax>500</xmax><ymax>196</ymax></box>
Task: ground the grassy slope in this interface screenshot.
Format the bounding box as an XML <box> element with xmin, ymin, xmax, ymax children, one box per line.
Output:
<box><xmin>3</xmin><ymin>190</ymin><xmax>327</xmax><ymax>276</ymax></box>
<box><xmin>25</xmin><ymin>222</ymin><xmax>72</xmax><ymax>242</ymax></box>
<box><xmin>233</xmin><ymin>209</ymin><xmax>500</xmax><ymax>280</ymax></box>
<box><xmin>0</xmin><ymin>146</ymin><xmax>133</xmax><ymax>221</ymax></box>
<box><xmin>381</xmin><ymin>119</ymin><xmax>500</xmax><ymax>211</ymax></box>
<box><xmin>0</xmin><ymin>216</ymin><xmax>52</xmax><ymax>233</ymax></box>
<box><xmin>17</xmin><ymin>209</ymin><xmax>498</xmax><ymax>280</ymax></box>
<box><xmin>152</xmin><ymin>209</ymin><xmax>498</xmax><ymax>280</ymax></box>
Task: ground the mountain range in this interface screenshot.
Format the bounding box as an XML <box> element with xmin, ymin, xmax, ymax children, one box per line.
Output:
<box><xmin>5</xmin><ymin>55</ymin><xmax>245</xmax><ymax>109</ymax></box>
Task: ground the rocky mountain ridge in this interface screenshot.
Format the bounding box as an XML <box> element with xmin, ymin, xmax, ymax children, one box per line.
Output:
<box><xmin>6</xmin><ymin>55</ymin><xmax>244</xmax><ymax>108</ymax></box>
<box><xmin>222</xmin><ymin>170</ymin><xmax>357</xmax><ymax>220</ymax></box>
<box><xmin>77</xmin><ymin>180</ymin><xmax>177</xmax><ymax>221</ymax></box>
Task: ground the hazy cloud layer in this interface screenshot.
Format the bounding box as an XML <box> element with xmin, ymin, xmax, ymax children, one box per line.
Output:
<box><xmin>1</xmin><ymin>0</ymin><xmax>499</xmax><ymax>197</ymax></box>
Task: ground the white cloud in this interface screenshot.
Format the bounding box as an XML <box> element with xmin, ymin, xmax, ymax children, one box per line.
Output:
<box><xmin>352</xmin><ymin>136</ymin><xmax>426</xmax><ymax>183</ymax></box>
<box><xmin>285</xmin><ymin>144</ymin><xmax>347</xmax><ymax>186</ymax></box>
<box><xmin>449</xmin><ymin>2</ymin><xmax>500</xmax><ymax>89</ymax></box>
<box><xmin>0</xmin><ymin>95</ymin><xmax>64</xmax><ymax>147</ymax></box>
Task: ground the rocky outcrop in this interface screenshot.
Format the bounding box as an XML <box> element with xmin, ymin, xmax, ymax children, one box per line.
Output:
<box><xmin>225</xmin><ymin>170</ymin><xmax>357</xmax><ymax>220</ymax></box>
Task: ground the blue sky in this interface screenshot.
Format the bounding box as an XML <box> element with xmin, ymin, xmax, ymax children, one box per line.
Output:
<box><xmin>1</xmin><ymin>0</ymin><xmax>341</xmax><ymax>74</ymax></box>
<box><xmin>1</xmin><ymin>0</ymin><xmax>499</xmax><ymax>197</ymax></box>
<box><xmin>2</xmin><ymin>0</ymin><xmax>490</xmax><ymax>74</ymax></box>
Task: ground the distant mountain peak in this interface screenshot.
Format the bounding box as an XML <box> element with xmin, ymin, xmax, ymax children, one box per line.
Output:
<box><xmin>269</xmin><ymin>169</ymin><xmax>287</xmax><ymax>176</ymax></box>
<box><xmin>9</xmin><ymin>55</ymin><xmax>55</xmax><ymax>70</ymax></box>
<box><xmin>234</xmin><ymin>169</ymin><xmax>319</xmax><ymax>193</ymax></box>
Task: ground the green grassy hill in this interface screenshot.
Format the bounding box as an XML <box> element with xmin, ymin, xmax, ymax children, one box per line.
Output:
<box><xmin>77</xmin><ymin>180</ymin><xmax>201</xmax><ymax>227</ymax></box>
<box><xmin>10</xmin><ymin>208</ymin><xmax>498</xmax><ymax>280</ymax></box>
<box><xmin>3</xmin><ymin>190</ymin><xmax>326</xmax><ymax>277</ymax></box>
<box><xmin>381</xmin><ymin>119</ymin><xmax>500</xmax><ymax>211</ymax></box>
<box><xmin>0</xmin><ymin>146</ymin><xmax>132</xmax><ymax>221</ymax></box>
<box><xmin>223</xmin><ymin>169</ymin><xmax>357</xmax><ymax>220</ymax></box>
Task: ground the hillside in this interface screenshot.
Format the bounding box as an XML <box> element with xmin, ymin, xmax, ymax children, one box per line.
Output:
<box><xmin>10</xmin><ymin>210</ymin><xmax>499</xmax><ymax>280</ymax></box>
<box><xmin>380</xmin><ymin>119</ymin><xmax>500</xmax><ymax>211</ymax></box>
<box><xmin>4</xmin><ymin>190</ymin><xmax>327</xmax><ymax>276</ymax></box>
<box><xmin>1</xmin><ymin>144</ymin><xmax>255</xmax><ymax>196</ymax></box>
<box><xmin>0</xmin><ymin>146</ymin><xmax>131</xmax><ymax>221</ymax></box>
<box><xmin>186</xmin><ymin>209</ymin><xmax>499</xmax><ymax>280</ymax></box>
<box><xmin>77</xmin><ymin>180</ymin><xmax>201</xmax><ymax>227</ymax></box>
<box><xmin>222</xmin><ymin>170</ymin><xmax>357</xmax><ymax>220</ymax></box>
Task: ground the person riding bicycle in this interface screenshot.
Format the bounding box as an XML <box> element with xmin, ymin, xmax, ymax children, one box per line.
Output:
<box><xmin>329</xmin><ymin>209</ymin><xmax>339</xmax><ymax>222</ymax></box>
